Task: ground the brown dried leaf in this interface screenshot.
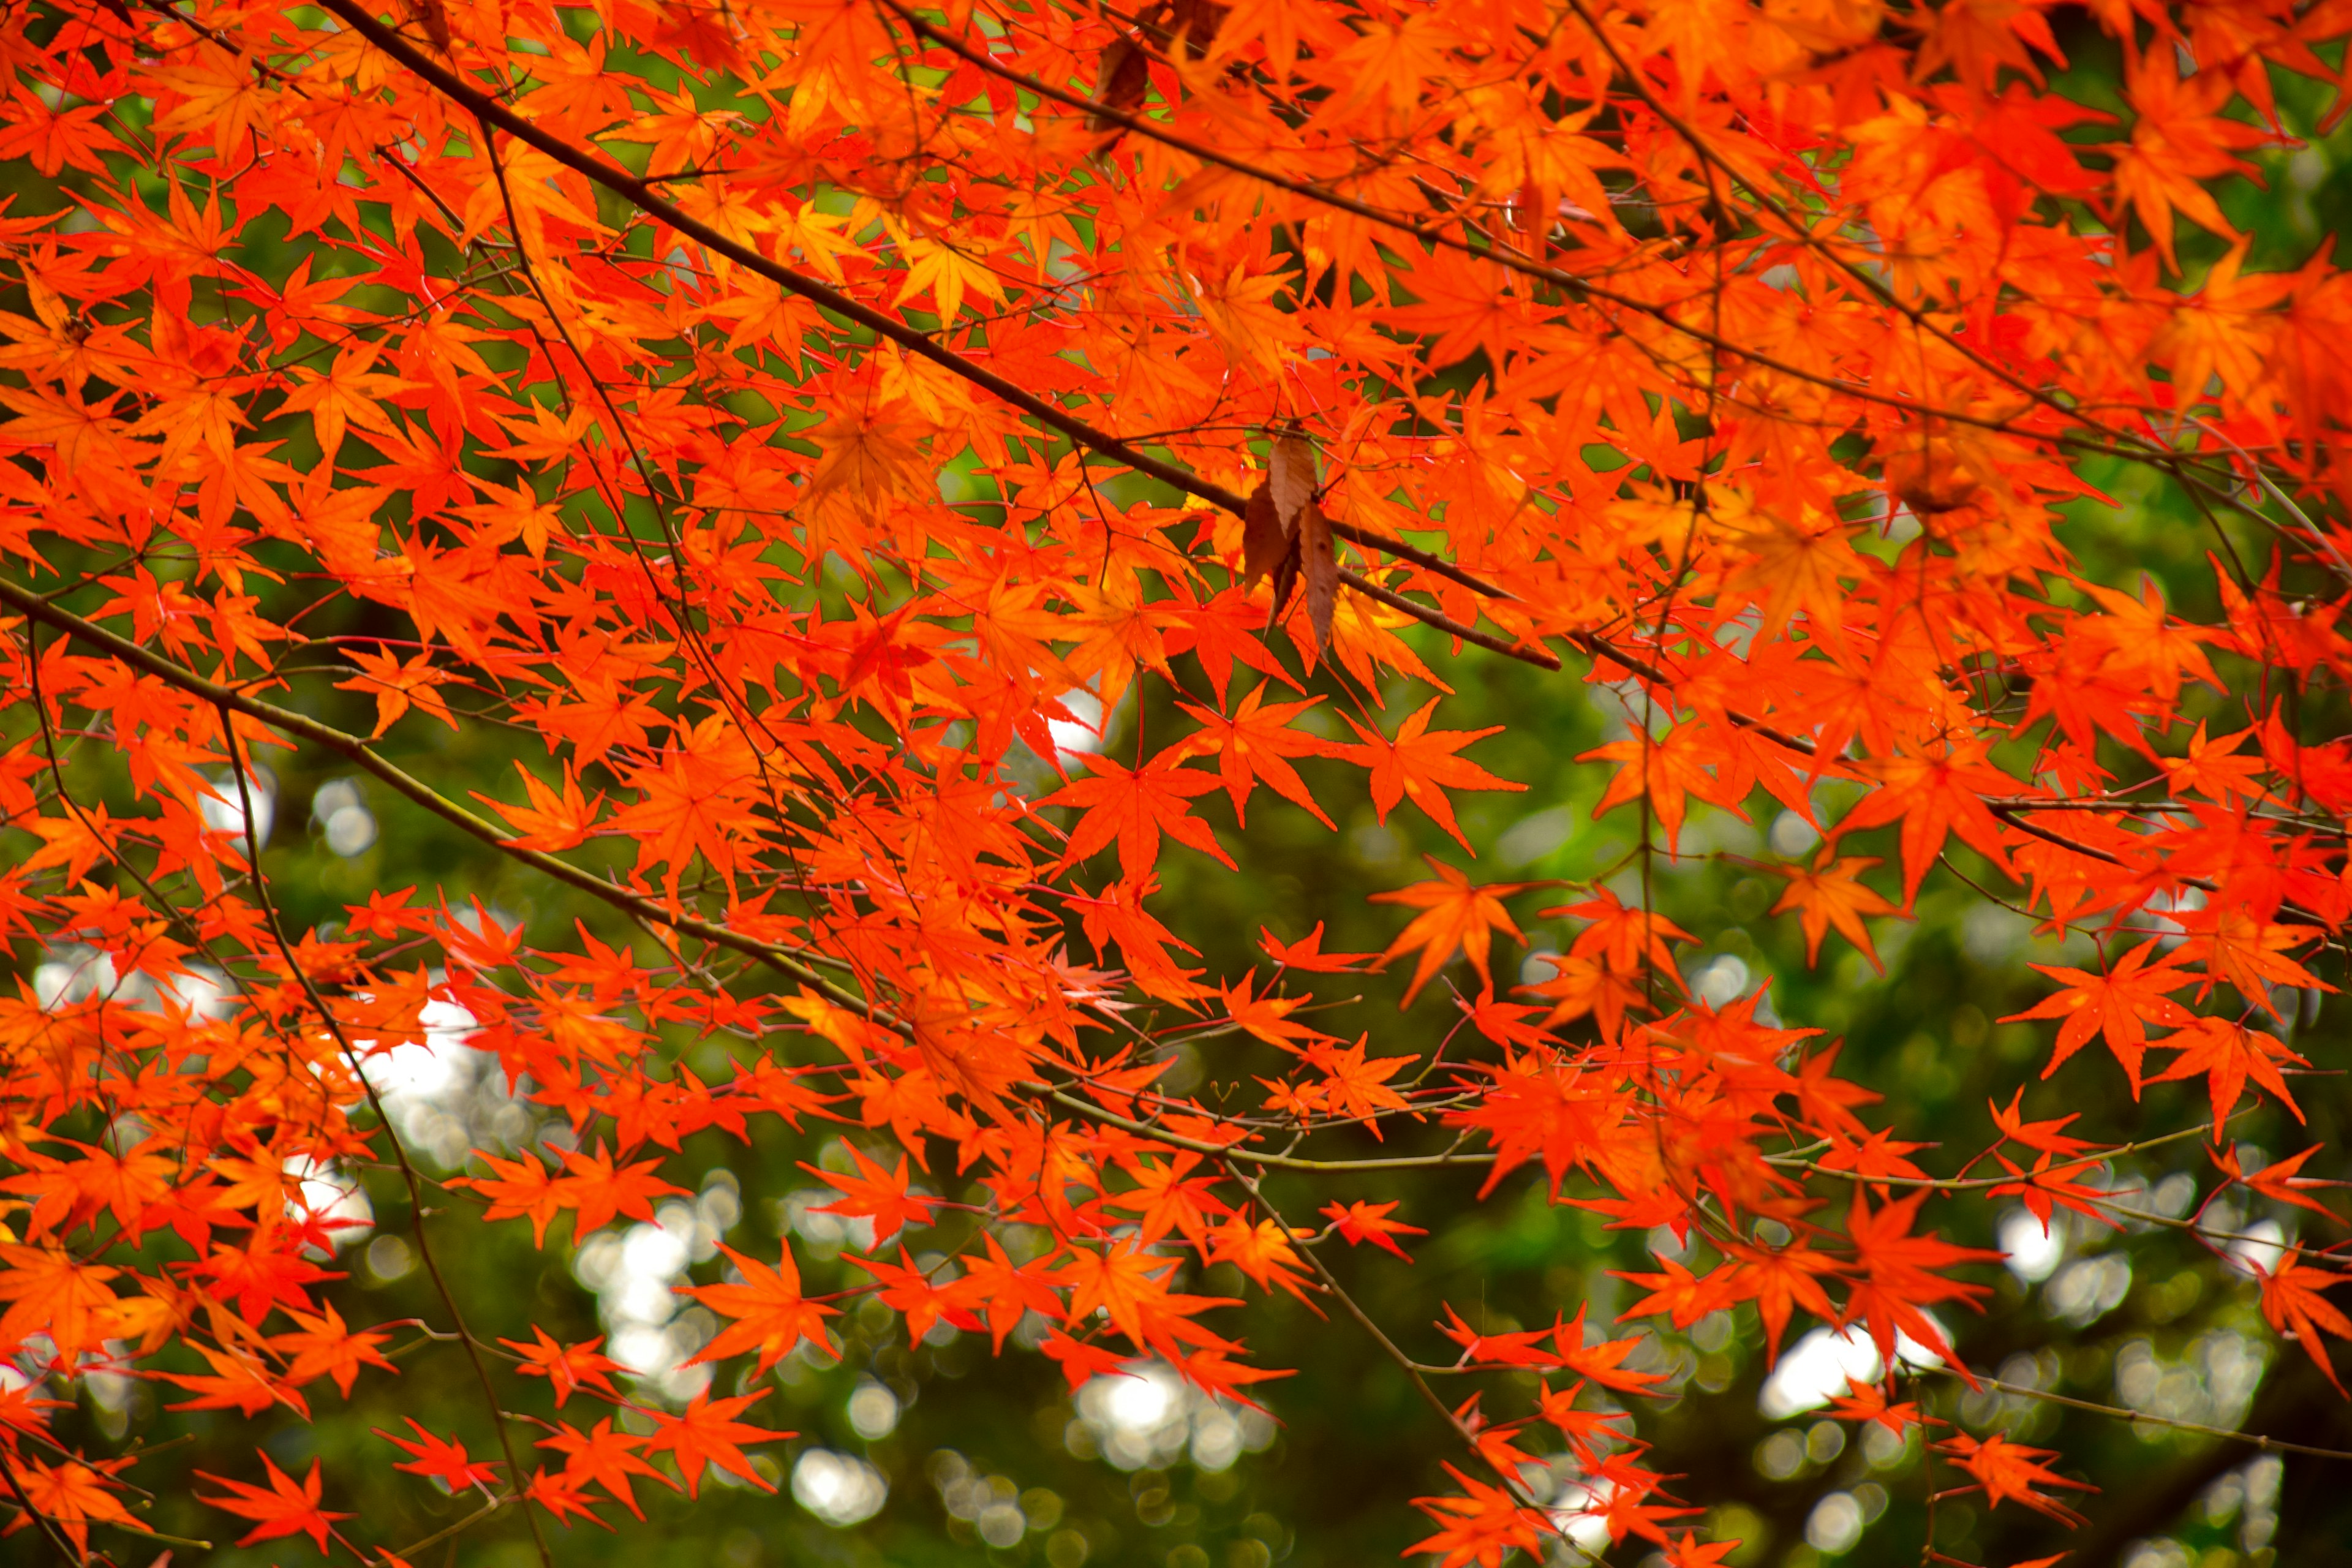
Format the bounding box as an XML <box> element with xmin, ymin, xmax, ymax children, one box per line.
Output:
<box><xmin>1267</xmin><ymin>537</ymin><xmax>1302</xmax><ymax>633</ymax></box>
<box><xmin>1301</xmin><ymin>501</ymin><xmax>1337</xmax><ymax>657</ymax></box>
<box><xmin>1242</xmin><ymin>481</ymin><xmax>1289</xmax><ymax>585</ymax></box>
<box><xmin>1166</xmin><ymin>0</ymin><xmax>1230</xmax><ymax>57</ymax></box>
<box><xmin>1091</xmin><ymin>38</ymin><xmax>1149</xmax><ymax>134</ymax></box>
<box><xmin>1268</xmin><ymin>434</ymin><xmax>1318</xmax><ymax>533</ymax></box>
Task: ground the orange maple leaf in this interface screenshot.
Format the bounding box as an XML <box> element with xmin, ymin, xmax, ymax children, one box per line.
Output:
<box><xmin>1320</xmin><ymin>1199</ymin><xmax>1427</xmax><ymax>1260</ymax></box>
<box><xmin>1937</xmin><ymin>1431</ymin><xmax>2095</xmax><ymax>1525</ymax></box>
<box><xmin>1999</xmin><ymin>938</ymin><xmax>2196</xmax><ymax>1090</ymax></box>
<box><xmin>679</xmin><ymin>1241</ymin><xmax>840</xmax><ymax>1374</ymax></box>
<box><xmin>1049</xmin><ymin>752</ymin><xmax>1234</xmax><ymax>880</ymax></box>
<box><xmin>500</xmin><ymin>1327</ymin><xmax>624</xmax><ymax>1407</ymax></box>
<box><xmin>2253</xmin><ymin>1250</ymin><xmax>2352</xmax><ymax>1393</ymax></box>
<box><xmin>538</xmin><ymin>1417</ymin><xmax>675</xmax><ymax>1519</ymax></box>
<box><xmin>1407</xmin><ymin>1464</ymin><xmax>1553</xmax><ymax>1568</ymax></box>
<box><xmin>476</xmin><ymin>761</ymin><xmax>605</xmax><ymax>851</ymax></box>
<box><xmin>1370</xmin><ymin>855</ymin><xmax>1532</xmax><ymax>1003</ymax></box>
<box><xmin>645</xmin><ymin>1389</ymin><xmax>789</xmax><ymax>1497</ymax></box>
<box><xmin>196</xmin><ymin>1453</ymin><xmax>352</xmax><ymax>1553</ymax></box>
<box><xmin>801</xmin><ymin>1144</ymin><xmax>941</xmax><ymax>1242</ymax></box>
<box><xmin>376</xmin><ymin>1419</ymin><xmax>502</xmax><ymax>1490</ymax></box>
<box><xmin>1207</xmin><ymin>1213</ymin><xmax>1324</xmax><ymax>1311</ymax></box>
<box><xmin>1833</xmin><ymin>740</ymin><xmax>2022</xmax><ymax>908</ymax></box>
<box><xmin>1770</xmin><ymin>851</ymin><xmax>1901</xmax><ymax>969</ymax></box>
<box><xmin>334</xmin><ymin>644</ymin><xmax>461</xmax><ymax>737</ymax></box>
<box><xmin>2149</xmin><ymin>1015</ymin><xmax>2307</xmax><ymax>1140</ymax></box>
<box><xmin>1339</xmin><ymin>698</ymin><xmax>1526</xmax><ymax>852</ymax></box>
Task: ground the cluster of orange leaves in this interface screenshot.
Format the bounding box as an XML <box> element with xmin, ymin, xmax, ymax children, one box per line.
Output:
<box><xmin>0</xmin><ymin>0</ymin><xmax>2349</xmax><ymax>1560</ymax></box>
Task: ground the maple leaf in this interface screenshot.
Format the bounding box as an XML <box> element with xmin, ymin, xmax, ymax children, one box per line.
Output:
<box><xmin>1724</xmin><ymin>1237</ymin><xmax>1845</xmax><ymax>1363</ymax></box>
<box><xmin>1370</xmin><ymin>856</ymin><xmax>1532</xmax><ymax>1003</ymax></box>
<box><xmin>1789</xmin><ymin>1042</ymin><xmax>1884</xmax><ymax>1143</ymax></box>
<box><xmin>679</xmin><ymin>1242</ymin><xmax>840</xmax><ymax>1374</ymax></box>
<box><xmin>559</xmin><ymin>1144</ymin><xmax>691</xmax><ymax>1237</ymax></box>
<box><xmin>1407</xmin><ymin>1463</ymin><xmax>1553</xmax><ymax>1568</ymax></box>
<box><xmin>3</xmin><ymin>1454</ymin><xmax>143</xmax><ymax>1556</ymax></box>
<box><xmin>1937</xmin><ymin>1432</ymin><xmax>2095</xmax><ymax>1525</ymax></box>
<box><xmin>2253</xmin><ymin>1250</ymin><xmax>2352</xmax><ymax>1394</ymax></box>
<box><xmin>1986</xmin><ymin>1089</ymin><xmax>2097</xmax><ymax>1158</ymax></box>
<box><xmin>1339</xmin><ymin>698</ymin><xmax>1526</xmax><ymax>852</ymax></box>
<box><xmin>1770</xmin><ymin>852</ymin><xmax>1901</xmax><ymax>969</ymax></box>
<box><xmin>1320</xmin><ymin>1199</ymin><xmax>1427</xmax><ymax>1260</ymax></box>
<box><xmin>2109</xmin><ymin>45</ymin><xmax>2267</xmax><ymax>273</ymax></box>
<box><xmin>1207</xmin><ymin>1213</ymin><xmax>1323</xmax><ymax>1311</ymax></box>
<box><xmin>1826</xmin><ymin>1375</ymin><xmax>1924</xmax><ymax>1434</ymax></box>
<box><xmin>801</xmin><ymin>1144</ymin><xmax>941</xmax><ymax>1242</ymax></box>
<box><xmin>1550</xmin><ymin>1305</ymin><xmax>1672</xmax><ymax>1395</ymax></box>
<box><xmin>1614</xmin><ymin>1256</ymin><xmax>1740</xmax><ymax>1329</ymax></box>
<box><xmin>1219</xmin><ymin>969</ymin><xmax>1326</xmax><ymax>1050</ymax></box>
<box><xmin>1832</xmin><ymin>741</ymin><xmax>2022</xmax><ymax>908</ymax></box>
<box><xmin>1532</xmin><ymin>1377</ymin><xmax>1630</xmax><ymax>1457</ymax></box>
<box><xmin>197</xmin><ymin>1453</ymin><xmax>351</xmax><ymax>1553</ymax></box>
<box><xmin>376</xmin><ymin>1419</ymin><xmax>502</xmax><ymax>1490</ymax></box>
<box><xmin>604</xmin><ymin>729</ymin><xmax>772</xmax><ymax>898</ymax></box>
<box><xmin>1048</xmin><ymin>752</ymin><xmax>1234</xmax><ymax>880</ymax></box>
<box><xmin>1989</xmin><ymin>1152</ymin><xmax>2118</xmax><ymax>1235</ymax></box>
<box><xmin>477</xmin><ymin>761</ymin><xmax>605</xmax><ymax>851</ymax></box>
<box><xmin>1579</xmin><ymin>723</ymin><xmax>1734</xmax><ymax>850</ymax></box>
<box><xmin>2211</xmin><ymin>1144</ymin><xmax>2343</xmax><ymax>1223</ymax></box>
<box><xmin>334</xmin><ymin>644</ymin><xmax>461</xmax><ymax>737</ymax></box>
<box><xmin>15</xmin><ymin>805</ymin><xmax>119</xmax><ymax>885</ymax></box>
<box><xmin>1450</xmin><ymin>1392</ymin><xmax>1543</xmax><ymax>1473</ymax></box>
<box><xmin>501</xmin><ymin>1327</ymin><xmax>625</xmax><ymax>1407</ymax></box>
<box><xmin>1260</xmin><ymin>921</ymin><xmax>1378</xmax><ymax>971</ymax></box>
<box><xmin>164</xmin><ymin>1341</ymin><xmax>312</xmax><ymax>1419</ymax></box>
<box><xmin>1841</xmin><ymin>1190</ymin><xmax>2003</xmax><ymax>1369</ymax></box>
<box><xmin>526</xmin><ymin>1465</ymin><xmax>613</xmax><ymax>1531</ymax></box>
<box><xmin>1039</xmin><ymin>1330</ymin><xmax>1136</xmax><ymax>1391</ymax></box>
<box><xmin>276</xmin><ymin>1301</ymin><xmax>396</xmax><ymax>1396</ymax></box>
<box><xmin>1303</xmin><ymin>1035</ymin><xmax>1416</xmax><ymax>1134</ymax></box>
<box><xmin>2157</xmin><ymin>721</ymin><xmax>2272</xmax><ymax>805</ymax></box>
<box><xmin>451</xmin><ymin>1148</ymin><xmax>568</xmax><ymax>1246</ymax></box>
<box><xmin>1999</xmin><ymin>939</ymin><xmax>2196</xmax><ymax>1091</ymax></box>
<box><xmin>539</xmin><ymin>1417</ymin><xmax>676</xmax><ymax>1519</ymax></box>
<box><xmin>955</xmin><ymin>1231</ymin><xmax>1073</xmax><ymax>1349</ymax></box>
<box><xmin>2149</xmin><ymin>1016</ymin><xmax>2307</xmax><ymax>1140</ymax></box>
<box><xmin>644</xmin><ymin>1388</ymin><xmax>789</xmax><ymax>1496</ymax></box>
<box><xmin>0</xmin><ymin>1242</ymin><xmax>119</xmax><ymax>1363</ymax></box>
<box><xmin>1550</xmin><ymin>885</ymin><xmax>1698</xmax><ymax>976</ymax></box>
<box><xmin>9</xmin><ymin>0</ymin><xmax>2352</xmax><ymax>1548</ymax></box>
<box><xmin>1175</xmin><ymin>685</ymin><xmax>1340</xmax><ymax>827</ymax></box>
<box><xmin>2171</xmin><ymin>910</ymin><xmax>2333</xmax><ymax>1018</ymax></box>
<box><xmin>1663</xmin><ymin>1531</ymin><xmax>1745</xmax><ymax>1568</ymax></box>
<box><xmin>1108</xmin><ymin>1150</ymin><xmax>1232</xmax><ymax>1249</ymax></box>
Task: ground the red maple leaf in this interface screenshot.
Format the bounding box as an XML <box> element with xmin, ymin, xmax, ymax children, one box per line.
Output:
<box><xmin>196</xmin><ymin>1453</ymin><xmax>352</xmax><ymax>1553</ymax></box>
<box><xmin>1339</xmin><ymin>698</ymin><xmax>1526</xmax><ymax>852</ymax></box>
<box><xmin>375</xmin><ymin>1419</ymin><xmax>502</xmax><ymax>1490</ymax></box>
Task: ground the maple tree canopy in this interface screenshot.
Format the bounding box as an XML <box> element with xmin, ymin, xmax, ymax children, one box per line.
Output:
<box><xmin>0</xmin><ymin>0</ymin><xmax>2350</xmax><ymax>1562</ymax></box>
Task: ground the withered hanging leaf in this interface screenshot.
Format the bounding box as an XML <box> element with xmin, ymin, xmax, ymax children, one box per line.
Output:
<box><xmin>411</xmin><ymin>0</ymin><xmax>453</xmax><ymax>50</ymax></box>
<box><xmin>1090</xmin><ymin>38</ymin><xmax>1150</xmax><ymax>134</ymax></box>
<box><xmin>1166</xmin><ymin>0</ymin><xmax>1231</xmax><ymax>58</ymax></box>
<box><xmin>1267</xmin><ymin>537</ymin><xmax>1302</xmax><ymax>632</ymax></box>
<box><xmin>1241</xmin><ymin>480</ymin><xmax>1290</xmax><ymax>586</ymax></box>
<box><xmin>1268</xmin><ymin>434</ymin><xmax>1318</xmax><ymax>533</ymax></box>
<box><xmin>1301</xmin><ymin>501</ymin><xmax>1337</xmax><ymax>657</ymax></box>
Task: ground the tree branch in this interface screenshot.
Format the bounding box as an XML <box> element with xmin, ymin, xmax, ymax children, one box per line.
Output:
<box><xmin>311</xmin><ymin>0</ymin><xmax>1557</xmax><ymax>668</ymax></box>
<box><xmin>0</xmin><ymin>576</ymin><xmax>889</xmax><ymax>1027</ymax></box>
